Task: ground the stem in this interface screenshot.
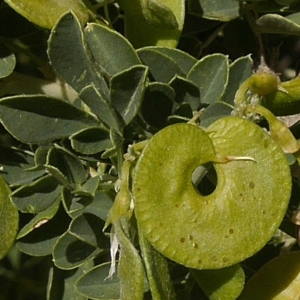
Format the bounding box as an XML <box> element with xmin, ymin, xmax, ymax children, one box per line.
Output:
<box><xmin>200</xmin><ymin>23</ymin><xmax>227</xmax><ymax>56</ymax></box>
<box><xmin>109</xmin><ymin>129</ymin><xmax>124</xmax><ymax>177</ymax></box>
<box><xmin>103</xmin><ymin>1</ymin><xmax>113</xmax><ymax>28</ymax></box>
<box><xmin>104</xmin><ymin>160</ymin><xmax>132</xmax><ymax>230</ymax></box>
<box><xmin>244</xmin><ymin>9</ymin><xmax>265</xmax><ymax>59</ymax></box>
<box><xmin>234</xmin><ymin>77</ymin><xmax>253</xmax><ymax>106</ymax></box>
<box><xmin>116</xmin><ymin>143</ymin><xmax>124</xmax><ymax>177</ymax></box>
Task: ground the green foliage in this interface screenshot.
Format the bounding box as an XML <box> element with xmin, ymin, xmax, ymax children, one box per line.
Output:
<box><xmin>0</xmin><ymin>43</ymin><xmax>15</xmax><ymax>78</ymax></box>
<box><xmin>0</xmin><ymin>95</ymin><xmax>98</xmax><ymax>143</ymax></box>
<box><xmin>0</xmin><ymin>176</ymin><xmax>18</xmax><ymax>260</ymax></box>
<box><xmin>76</xmin><ymin>262</ymin><xmax>120</xmax><ymax>299</ymax></box>
<box><xmin>187</xmin><ymin>54</ymin><xmax>229</xmax><ymax>105</ymax></box>
<box><xmin>188</xmin><ymin>0</ymin><xmax>240</xmax><ymax>21</ymax></box>
<box><xmin>121</xmin><ymin>0</ymin><xmax>185</xmax><ymax>47</ymax></box>
<box><xmin>1</xmin><ymin>0</ymin><xmax>300</xmax><ymax>299</ymax></box>
<box><xmin>191</xmin><ymin>265</ymin><xmax>245</xmax><ymax>300</ymax></box>
<box><xmin>3</xmin><ymin>0</ymin><xmax>89</xmax><ymax>29</ymax></box>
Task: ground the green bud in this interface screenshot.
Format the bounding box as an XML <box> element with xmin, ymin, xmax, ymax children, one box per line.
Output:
<box><xmin>250</xmin><ymin>72</ymin><xmax>278</xmax><ymax>96</ymax></box>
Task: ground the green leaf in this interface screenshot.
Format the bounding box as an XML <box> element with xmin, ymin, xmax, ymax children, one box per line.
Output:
<box><xmin>53</xmin><ymin>231</ymin><xmax>102</xmax><ymax>270</ymax></box>
<box><xmin>191</xmin><ymin>264</ymin><xmax>245</xmax><ymax>300</ymax></box>
<box><xmin>190</xmin><ymin>0</ymin><xmax>240</xmax><ymax>21</ymax></box>
<box><xmin>68</xmin><ymin>213</ymin><xmax>109</xmax><ymax>249</ymax></box>
<box><xmin>169</xmin><ymin>75</ymin><xmax>200</xmax><ymax>110</ymax></box>
<box><xmin>187</xmin><ymin>54</ymin><xmax>229</xmax><ymax>105</ymax></box>
<box><xmin>141</xmin><ymin>0</ymin><xmax>179</xmax><ymax>29</ymax></box>
<box><xmin>123</xmin><ymin>0</ymin><xmax>185</xmax><ymax>48</ymax></box>
<box><xmin>0</xmin><ymin>176</ymin><xmax>18</xmax><ymax>260</ymax></box>
<box><xmin>110</xmin><ymin>65</ymin><xmax>148</xmax><ymax>125</ymax></box>
<box><xmin>84</xmin><ymin>22</ymin><xmax>141</xmax><ymax>77</ymax></box>
<box><xmin>240</xmin><ymin>251</ymin><xmax>300</xmax><ymax>299</ymax></box>
<box><xmin>73</xmin><ymin>177</ymin><xmax>100</xmax><ymax>198</ymax></box>
<box><xmin>70</xmin><ymin>127</ymin><xmax>113</xmax><ymax>155</ymax></box>
<box><xmin>48</xmin><ymin>12</ymin><xmax>109</xmax><ymax>95</ymax></box>
<box><xmin>26</xmin><ymin>146</ymin><xmax>50</xmax><ymax>171</ymax></box>
<box><xmin>17</xmin><ymin>196</ymin><xmax>61</xmax><ymax>239</ymax></box>
<box><xmin>139</xmin><ymin>233</ymin><xmax>176</xmax><ymax>300</ymax></box>
<box><xmin>3</xmin><ymin>0</ymin><xmax>89</xmax><ymax>29</ymax></box>
<box><xmin>133</xmin><ymin>117</ymin><xmax>291</xmax><ymax>269</ymax></box>
<box><xmin>221</xmin><ymin>55</ymin><xmax>253</xmax><ymax>105</ymax></box>
<box><xmin>168</xmin><ymin>105</ymin><xmax>193</xmax><ymax>124</ymax></box>
<box><xmin>0</xmin><ymin>95</ymin><xmax>99</xmax><ymax>143</ymax></box>
<box><xmin>255</xmin><ymin>13</ymin><xmax>300</xmax><ymax>35</ymax></box>
<box><xmin>79</xmin><ymin>84</ymin><xmax>122</xmax><ymax>132</ymax></box>
<box><xmin>115</xmin><ymin>218</ymin><xmax>146</xmax><ymax>300</ymax></box>
<box><xmin>200</xmin><ymin>101</ymin><xmax>233</xmax><ymax>127</ymax></box>
<box><xmin>47</xmin><ymin>263</ymin><xmax>92</xmax><ymax>300</ymax></box>
<box><xmin>11</xmin><ymin>175</ymin><xmax>62</xmax><ymax>213</ymax></box>
<box><xmin>149</xmin><ymin>47</ymin><xmax>197</xmax><ymax>75</ymax></box>
<box><xmin>17</xmin><ymin>206</ymin><xmax>70</xmax><ymax>256</ymax></box>
<box><xmin>1</xmin><ymin>163</ymin><xmax>45</xmax><ymax>188</ymax></box>
<box><xmin>0</xmin><ymin>43</ymin><xmax>16</xmax><ymax>79</ymax></box>
<box><xmin>62</xmin><ymin>189</ymin><xmax>93</xmax><ymax>217</ymax></box>
<box><xmin>76</xmin><ymin>262</ymin><xmax>120</xmax><ymax>299</ymax></box>
<box><xmin>137</xmin><ymin>48</ymin><xmax>184</xmax><ymax>83</ymax></box>
<box><xmin>286</xmin><ymin>12</ymin><xmax>300</xmax><ymax>26</ymax></box>
<box><xmin>62</xmin><ymin>189</ymin><xmax>113</xmax><ymax>222</ymax></box>
<box><xmin>173</xmin><ymin>102</ymin><xmax>193</xmax><ymax>119</ymax></box>
<box><xmin>108</xmin><ymin>129</ymin><xmax>124</xmax><ymax>156</ymax></box>
<box><xmin>45</xmin><ymin>146</ymin><xmax>88</xmax><ymax>186</ymax></box>
<box><xmin>141</xmin><ymin>82</ymin><xmax>175</xmax><ymax>129</ymax></box>
<box><xmin>0</xmin><ymin>147</ymin><xmax>45</xmax><ymax>187</ymax></box>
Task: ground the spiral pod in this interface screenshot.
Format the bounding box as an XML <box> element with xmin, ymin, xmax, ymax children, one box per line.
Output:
<box><xmin>261</xmin><ymin>76</ymin><xmax>300</xmax><ymax>116</ymax></box>
<box><xmin>133</xmin><ymin>117</ymin><xmax>291</xmax><ymax>269</ymax></box>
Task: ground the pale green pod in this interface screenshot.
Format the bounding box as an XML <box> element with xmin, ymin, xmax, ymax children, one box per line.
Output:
<box><xmin>239</xmin><ymin>251</ymin><xmax>300</xmax><ymax>300</ymax></box>
<box><xmin>247</xmin><ymin>104</ymin><xmax>300</xmax><ymax>154</ymax></box>
<box><xmin>250</xmin><ymin>72</ymin><xmax>278</xmax><ymax>96</ymax></box>
<box><xmin>234</xmin><ymin>65</ymin><xmax>278</xmax><ymax>106</ymax></box>
<box><xmin>262</xmin><ymin>76</ymin><xmax>300</xmax><ymax>116</ymax></box>
<box><xmin>132</xmin><ymin>117</ymin><xmax>291</xmax><ymax>269</ymax></box>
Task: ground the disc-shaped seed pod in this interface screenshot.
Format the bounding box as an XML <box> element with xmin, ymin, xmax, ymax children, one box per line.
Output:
<box><xmin>133</xmin><ymin>117</ymin><xmax>291</xmax><ymax>269</ymax></box>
